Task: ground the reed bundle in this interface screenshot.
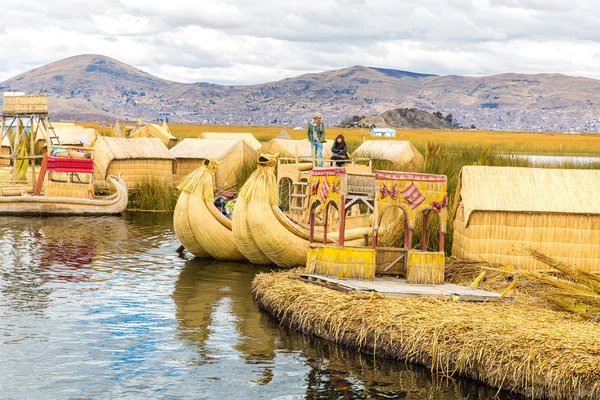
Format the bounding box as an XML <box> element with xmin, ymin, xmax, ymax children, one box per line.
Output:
<box><xmin>513</xmin><ymin>249</ymin><xmax>600</xmax><ymax>321</ymax></box>
<box><xmin>253</xmin><ymin>270</ymin><xmax>600</xmax><ymax>400</ymax></box>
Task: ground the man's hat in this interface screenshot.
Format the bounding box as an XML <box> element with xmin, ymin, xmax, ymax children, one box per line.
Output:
<box><xmin>314</xmin><ymin>112</ymin><xmax>323</xmax><ymax>120</ymax></box>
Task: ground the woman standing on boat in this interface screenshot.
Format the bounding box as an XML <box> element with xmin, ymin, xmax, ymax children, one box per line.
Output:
<box><xmin>307</xmin><ymin>112</ymin><xmax>326</xmax><ymax>167</ymax></box>
<box><xmin>331</xmin><ymin>134</ymin><xmax>349</xmax><ymax>166</ymax></box>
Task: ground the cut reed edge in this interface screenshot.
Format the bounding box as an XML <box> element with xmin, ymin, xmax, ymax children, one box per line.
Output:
<box><xmin>252</xmin><ymin>265</ymin><xmax>600</xmax><ymax>400</ymax></box>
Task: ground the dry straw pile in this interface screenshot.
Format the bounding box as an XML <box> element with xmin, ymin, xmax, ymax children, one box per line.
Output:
<box><xmin>253</xmin><ymin>269</ymin><xmax>600</xmax><ymax>400</ymax></box>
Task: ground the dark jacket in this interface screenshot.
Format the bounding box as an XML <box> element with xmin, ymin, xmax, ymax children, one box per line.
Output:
<box><xmin>307</xmin><ymin>122</ymin><xmax>326</xmax><ymax>143</ymax></box>
<box><xmin>331</xmin><ymin>142</ymin><xmax>348</xmax><ymax>158</ymax></box>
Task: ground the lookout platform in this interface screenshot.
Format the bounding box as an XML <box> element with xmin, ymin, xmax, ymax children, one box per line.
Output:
<box><xmin>299</xmin><ymin>274</ymin><xmax>511</xmax><ymax>302</ymax></box>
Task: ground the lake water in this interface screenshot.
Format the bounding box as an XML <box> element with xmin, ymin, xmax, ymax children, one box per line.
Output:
<box><xmin>502</xmin><ymin>154</ymin><xmax>600</xmax><ymax>165</ymax></box>
<box><xmin>0</xmin><ymin>214</ymin><xmax>525</xmax><ymax>399</ymax></box>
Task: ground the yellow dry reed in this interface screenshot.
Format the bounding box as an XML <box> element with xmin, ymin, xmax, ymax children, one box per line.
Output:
<box><xmin>253</xmin><ymin>270</ymin><xmax>600</xmax><ymax>400</ymax></box>
<box><xmin>306</xmin><ymin>246</ymin><xmax>376</xmax><ymax>279</ymax></box>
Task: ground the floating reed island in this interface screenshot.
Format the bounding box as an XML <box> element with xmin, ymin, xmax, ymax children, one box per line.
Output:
<box><xmin>253</xmin><ymin>257</ymin><xmax>600</xmax><ymax>400</ymax></box>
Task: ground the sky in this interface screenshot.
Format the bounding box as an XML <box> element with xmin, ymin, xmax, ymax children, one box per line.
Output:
<box><xmin>1</xmin><ymin>0</ymin><xmax>599</xmax><ymax>85</ymax></box>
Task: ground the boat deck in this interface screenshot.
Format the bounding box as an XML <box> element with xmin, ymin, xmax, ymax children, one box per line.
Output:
<box><xmin>299</xmin><ymin>274</ymin><xmax>511</xmax><ymax>302</ymax></box>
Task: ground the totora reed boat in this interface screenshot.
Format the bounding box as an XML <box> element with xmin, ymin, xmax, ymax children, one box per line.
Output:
<box><xmin>173</xmin><ymin>159</ymin><xmax>246</xmax><ymax>261</ymax></box>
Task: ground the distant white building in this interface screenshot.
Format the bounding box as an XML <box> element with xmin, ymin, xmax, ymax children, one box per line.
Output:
<box><xmin>370</xmin><ymin>128</ymin><xmax>396</xmax><ymax>137</ymax></box>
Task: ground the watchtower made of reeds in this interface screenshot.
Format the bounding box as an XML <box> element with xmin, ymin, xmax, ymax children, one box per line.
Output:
<box><xmin>1</xmin><ymin>94</ymin><xmax>60</xmax><ymax>186</ymax></box>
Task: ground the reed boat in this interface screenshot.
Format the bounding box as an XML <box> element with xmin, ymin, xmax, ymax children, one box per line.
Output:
<box><xmin>0</xmin><ymin>174</ymin><xmax>127</xmax><ymax>216</ymax></box>
<box><xmin>0</xmin><ymin>145</ymin><xmax>128</xmax><ymax>216</ymax></box>
<box><xmin>233</xmin><ymin>155</ymin><xmax>371</xmax><ymax>268</ymax></box>
<box><xmin>173</xmin><ymin>160</ymin><xmax>246</xmax><ymax>261</ymax></box>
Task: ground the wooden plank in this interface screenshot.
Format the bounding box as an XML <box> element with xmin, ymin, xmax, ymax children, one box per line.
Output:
<box><xmin>299</xmin><ymin>274</ymin><xmax>511</xmax><ymax>302</ymax></box>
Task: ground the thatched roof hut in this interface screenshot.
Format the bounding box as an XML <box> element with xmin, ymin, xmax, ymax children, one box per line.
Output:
<box><xmin>201</xmin><ymin>132</ymin><xmax>262</xmax><ymax>151</ymax></box>
<box><xmin>170</xmin><ymin>138</ymin><xmax>258</xmax><ymax>191</ymax></box>
<box><xmin>130</xmin><ymin>123</ymin><xmax>177</xmax><ymax>148</ymax></box>
<box><xmin>258</xmin><ymin>139</ymin><xmax>334</xmax><ymax>158</ymax></box>
<box><xmin>352</xmin><ymin>140</ymin><xmax>424</xmax><ymax>170</ymax></box>
<box><xmin>452</xmin><ymin>166</ymin><xmax>600</xmax><ymax>272</ymax></box>
<box><xmin>93</xmin><ymin>136</ymin><xmax>174</xmax><ymax>189</ymax></box>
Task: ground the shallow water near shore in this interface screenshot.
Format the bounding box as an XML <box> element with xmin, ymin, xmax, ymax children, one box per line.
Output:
<box><xmin>0</xmin><ymin>213</ymin><xmax>525</xmax><ymax>399</ymax></box>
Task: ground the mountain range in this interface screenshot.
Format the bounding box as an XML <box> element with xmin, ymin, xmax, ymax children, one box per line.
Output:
<box><xmin>1</xmin><ymin>54</ymin><xmax>600</xmax><ymax>132</ymax></box>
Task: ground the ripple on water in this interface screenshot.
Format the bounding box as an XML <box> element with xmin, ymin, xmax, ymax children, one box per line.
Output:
<box><xmin>0</xmin><ymin>214</ymin><xmax>525</xmax><ymax>400</ymax></box>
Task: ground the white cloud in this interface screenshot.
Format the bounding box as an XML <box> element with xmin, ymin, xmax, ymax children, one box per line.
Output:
<box><xmin>0</xmin><ymin>0</ymin><xmax>600</xmax><ymax>84</ymax></box>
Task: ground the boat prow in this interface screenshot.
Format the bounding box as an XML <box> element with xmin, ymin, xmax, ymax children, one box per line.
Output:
<box><xmin>173</xmin><ymin>160</ymin><xmax>246</xmax><ymax>261</ymax></box>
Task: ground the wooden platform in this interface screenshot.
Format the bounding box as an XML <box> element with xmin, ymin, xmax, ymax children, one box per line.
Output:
<box><xmin>299</xmin><ymin>274</ymin><xmax>512</xmax><ymax>302</ymax></box>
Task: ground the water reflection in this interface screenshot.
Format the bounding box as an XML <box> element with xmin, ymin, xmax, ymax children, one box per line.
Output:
<box><xmin>0</xmin><ymin>214</ymin><xmax>525</xmax><ymax>399</ymax></box>
<box><xmin>172</xmin><ymin>260</ymin><xmax>277</xmax><ymax>384</ymax></box>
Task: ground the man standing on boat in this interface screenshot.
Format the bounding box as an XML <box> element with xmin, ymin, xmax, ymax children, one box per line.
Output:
<box><xmin>307</xmin><ymin>112</ymin><xmax>326</xmax><ymax>167</ymax></box>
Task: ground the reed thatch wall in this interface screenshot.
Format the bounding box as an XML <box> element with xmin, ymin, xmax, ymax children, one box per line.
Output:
<box><xmin>352</xmin><ymin>140</ymin><xmax>424</xmax><ymax>170</ymax></box>
<box><xmin>3</xmin><ymin>95</ymin><xmax>48</xmax><ymax>114</ymax></box>
<box><xmin>170</xmin><ymin>138</ymin><xmax>258</xmax><ymax>190</ymax></box>
<box><xmin>201</xmin><ymin>132</ymin><xmax>262</xmax><ymax>151</ymax></box>
<box><xmin>93</xmin><ymin>136</ymin><xmax>174</xmax><ymax>189</ymax></box>
<box><xmin>130</xmin><ymin>123</ymin><xmax>177</xmax><ymax>148</ymax></box>
<box><xmin>452</xmin><ymin>166</ymin><xmax>600</xmax><ymax>272</ymax></box>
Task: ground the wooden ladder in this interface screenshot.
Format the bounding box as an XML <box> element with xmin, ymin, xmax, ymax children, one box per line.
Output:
<box><xmin>289</xmin><ymin>181</ymin><xmax>308</xmax><ymax>222</ymax></box>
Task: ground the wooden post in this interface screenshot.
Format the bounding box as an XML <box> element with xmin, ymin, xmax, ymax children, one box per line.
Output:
<box><xmin>309</xmin><ymin>209</ymin><xmax>315</xmax><ymax>244</ymax></box>
<box><xmin>339</xmin><ymin>196</ymin><xmax>346</xmax><ymax>246</ymax></box>
<box><xmin>439</xmin><ymin>231</ymin><xmax>445</xmax><ymax>254</ymax></box>
<box><xmin>30</xmin><ymin>116</ymin><xmax>37</xmax><ymax>191</ymax></box>
<box><xmin>34</xmin><ymin>154</ymin><xmax>48</xmax><ymax>196</ymax></box>
<box><xmin>323</xmin><ymin>204</ymin><xmax>328</xmax><ymax>245</ymax></box>
<box><xmin>12</xmin><ymin>118</ymin><xmax>20</xmax><ymax>182</ymax></box>
<box><xmin>422</xmin><ymin>211</ymin><xmax>429</xmax><ymax>252</ymax></box>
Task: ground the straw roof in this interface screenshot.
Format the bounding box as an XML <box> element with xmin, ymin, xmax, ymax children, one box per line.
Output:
<box><xmin>352</xmin><ymin>140</ymin><xmax>424</xmax><ymax>169</ymax></box>
<box><xmin>201</xmin><ymin>132</ymin><xmax>262</xmax><ymax>151</ymax></box>
<box><xmin>276</xmin><ymin>128</ymin><xmax>292</xmax><ymax>140</ymax></box>
<box><xmin>459</xmin><ymin>166</ymin><xmax>600</xmax><ymax>224</ymax></box>
<box><xmin>94</xmin><ymin>136</ymin><xmax>174</xmax><ymax>178</ymax></box>
<box><xmin>170</xmin><ymin>138</ymin><xmax>259</xmax><ymax>190</ymax></box>
<box><xmin>130</xmin><ymin>123</ymin><xmax>177</xmax><ymax>148</ymax></box>
<box><xmin>170</xmin><ymin>138</ymin><xmax>246</xmax><ymax>159</ymax></box>
<box><xmin>258</xmin><ymin>138</ymin><xmax>339</xmax><ymax>158</ymax></box>
<box><xmin>50</xmin><ymin>127</ymin><xmax>97</xmax><ymax>146</ymax></box>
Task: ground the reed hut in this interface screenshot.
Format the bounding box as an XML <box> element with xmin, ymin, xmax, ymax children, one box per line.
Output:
<box><xmin>452</xmin><ymin>166</ymin><xmax>600</xmax><ymax>272</ymax></box>
<box><xmin>258</xmin><ymin>139</ymin><xmax>334</xmax><ymax>158</ymax></box>
<box><xmin>170</xmin><ymin>138</ymin><xmax>258</xmax><ymax>191</ymax></box>
<box><xmin>130</xmin><ymin>123</ymin><xmax>178</xmax><ymax>148</ymax></box>
<box><xmin>201</xmin><ymin>132</ymin><xmax>262</xmax><ymax>151</ymax></box>
<box><xmin>93</xmin><ymin>136</ymin><xmax>174</xmax><ymax>189</ymax></box>
<box><xmin>40</xmin><ymin>125</ymin><xmax>97</xmax><ymax>150</ymax></box>
<box><xmin>352</xmin><ymin>140</ymin><xmax>424</xmax><ymax>170</ymax></box>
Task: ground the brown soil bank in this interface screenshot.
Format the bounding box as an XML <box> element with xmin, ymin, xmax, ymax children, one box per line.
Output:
<box><xmin>252</xmin><ymin>271</ymin><xmax>600</xmax><ymax>400</ymax></box>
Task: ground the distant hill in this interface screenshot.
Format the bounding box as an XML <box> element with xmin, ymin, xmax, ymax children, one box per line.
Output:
<box><xmin>357</xmin><ymin>108</ymin><xmax>455</xmax><ymax>130</ymax></box>
<box><xmin>2</xmin><ymin>54</ymin><xmax>600</xmax><ymax>132</ymax></box>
